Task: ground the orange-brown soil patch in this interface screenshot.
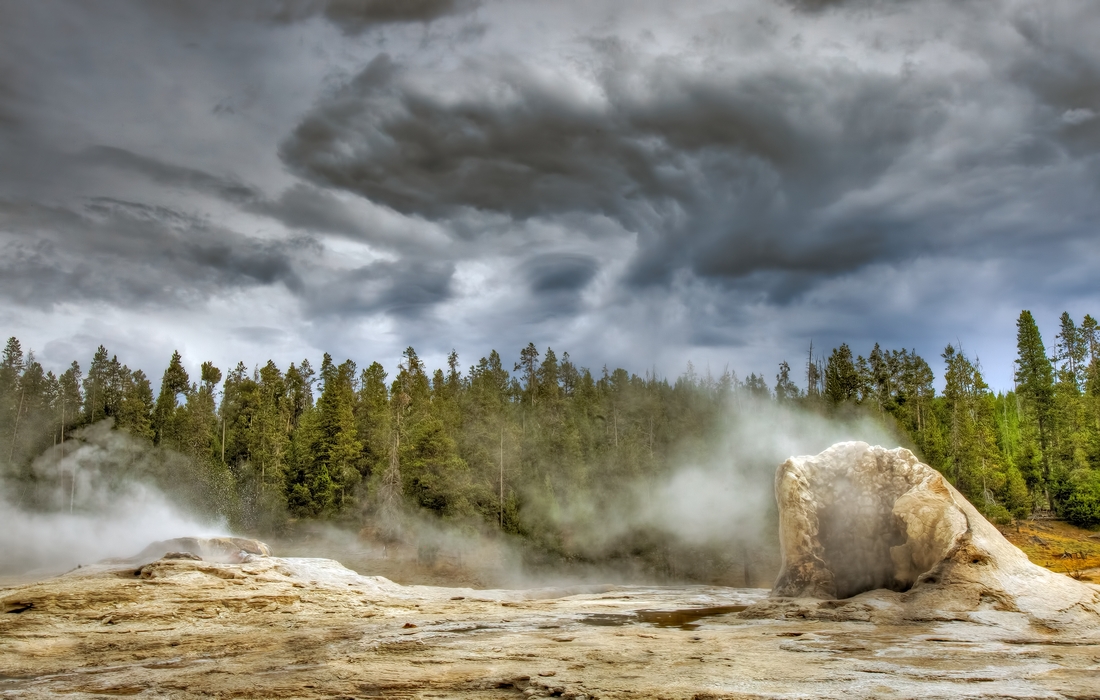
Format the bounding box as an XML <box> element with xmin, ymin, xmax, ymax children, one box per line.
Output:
<box><xmin>1000</xmin><ymin>519</ymin><xmax>1100</xmax><ymax>582</ymax></box>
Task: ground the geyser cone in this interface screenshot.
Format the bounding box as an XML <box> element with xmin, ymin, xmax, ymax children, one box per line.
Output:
<box><xmin>769</xmin><ymin>442</ymin><xmax>1100</xmax><ymax>631</ymax></box>
<box><xmin>107</xmin><ymin>537</ymin><xmax>272</xmax><ymax>566</ymax></box>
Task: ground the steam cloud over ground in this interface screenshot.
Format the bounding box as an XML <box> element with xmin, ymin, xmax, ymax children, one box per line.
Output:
<box><xmin>0</xmin><ymin>422</ymin><xmax>223</xmax><ymax>575</ymax></box>
<box><xmin>1</xmin><ymin>403</ymin><xmax>893</xmax><ymax>587</ymax></box>
<box><xmin>526</xmin><ymin>400</ymin><xmax>893</xmax><ymax>552</ymax></box>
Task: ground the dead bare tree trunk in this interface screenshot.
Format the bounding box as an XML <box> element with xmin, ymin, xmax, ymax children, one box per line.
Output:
<box><xmin>9</xmin><ymin>385</ymin><xmax>25</xmax><ymax>463</ymax></box>
<box><xmin>380</xmin><ymin>392</ymin><xmax>408</xmax><ymax>525</ymax></box>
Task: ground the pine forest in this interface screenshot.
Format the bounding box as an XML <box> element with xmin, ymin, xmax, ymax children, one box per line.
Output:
<box><xmin>3</xmin><ymin>309</ymin><xmax>1100</xmax><ymax>572</ymax></box>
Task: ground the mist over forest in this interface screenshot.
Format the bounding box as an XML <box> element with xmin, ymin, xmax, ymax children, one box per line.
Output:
<box><xmin>3</xmin><ymin>308</ymin><xmax>1099</xmax><ymax>581</ymax></box>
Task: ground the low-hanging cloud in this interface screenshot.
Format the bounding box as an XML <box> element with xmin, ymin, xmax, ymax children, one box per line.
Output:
<box><xmin>0</xmin><ymin>197</ymin><xmax>306</xmax><ymax>309</ymax></box>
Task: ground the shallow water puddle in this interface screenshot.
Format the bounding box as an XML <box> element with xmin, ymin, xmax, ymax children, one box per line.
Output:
<box><xmin>579</xmin><ymin>605</ymin><xmax>747</xmax><ymax>630</ymax></box>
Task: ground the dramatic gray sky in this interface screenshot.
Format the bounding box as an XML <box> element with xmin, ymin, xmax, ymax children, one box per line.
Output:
<box><xmin>1</xmin><ymin>0</ymin><xmax>1098</xmax><ymax>390</ymax></box>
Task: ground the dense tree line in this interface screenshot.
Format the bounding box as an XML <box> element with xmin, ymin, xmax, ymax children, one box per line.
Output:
<box><xmin>3</xmin><ymin>309</ymin><xmax>1100</xmax><ymax>548</ymax></box>
<box><xmin>805</xmin><ymin>310</ymin><xmax>1100</xmax><ymax>526</ymax></box>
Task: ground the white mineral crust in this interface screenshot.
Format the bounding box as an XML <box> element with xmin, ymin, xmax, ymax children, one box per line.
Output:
<box><xmin>769</xmin><ymin>441</ymin><xmax>1100</xmax><ymax>633</ymax></box>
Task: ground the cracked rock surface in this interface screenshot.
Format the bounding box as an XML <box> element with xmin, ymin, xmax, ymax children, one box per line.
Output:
<box><xmin>3</xmin><ymin>554</ymin><xmax>1099</xmax><ymax>699</ymax></box>
<box><xmin>3</xmin><ymin>444</ymin><xmax>1099</xmax><ymax>698</ymax></box>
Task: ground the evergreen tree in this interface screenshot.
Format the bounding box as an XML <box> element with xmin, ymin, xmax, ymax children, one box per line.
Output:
<box><xmin>390</xmin><ymin>347</ymin><xmax>468</xmax><ymax>516</ymax></box>
<box><xmin>823</xmin><ymin>343</ymin><xmax>861</xmax><ymax>405</ymax></box>
<box><xmin>560</xmin><ymin>352</ymin><xmax>581</xmax><ymax>397</ymax></box>
<box><xmin>445</xmin><ymin>349</ymin><xmax>462</xmax><ymax>398</ymax></box>
<box><xmin>537</xmin><ymin>348</ymin><xmax>561</xmax><ymax>405</ymax></box>
<box><xmin>516</xmin><ymin>343</ymin><xmax>540</xmax><ymax>405</ymax></box>
<box><xmin>180</xmin><ymin>361</ymin><xmax>221</xmax><ymax>463</ymax></box>
<box><xmin>251</xmin><ymin>360</ymin><xmax>289</xmax><ymax>490</ymax></box>
<box><xmin>116</xmin><ymin>369</ymin><xmax>154</xmax><ymax>440</ymax></box>
<box><xmin>939</xmin><ymin>345</ymin><xmax>1003</xmax><ymax>510</ymax></box>
<box><xmin>82</xmin><ymin>346</ymin><xmax>112</xmax><ymax>423</ymax></box>
<box><xmin>1055</xmin><ymin>312</ymin><xmax>1087</xmax><ymax>389</ymax></box>
<box><xmin>286</xmin><ymin>406</ymin><xmax>329</xmax><ymax>517</ymax></box>
<box><xmin>11</xmin><ymin>353</ymin><xmax>51</xmax><ymax>465</ymax></box>
<box><xmin>744</xmin><ymin>373</ymin><xmax>770</xmax><ymax>399</ymax></box>
<box><xmin>864</xmin><ymin>343</ymin><xmax>898</xmax><ymax>414</ymax></box>
<box><xmin>1062</xmin><ymin>469</ymin><xmax>1100</xmax><ymax>527</ymax></box>
<box><xmin>1</xmin><ymin>337</ymin><xmax>25</xmax><ymax>465</ymax></box>
<box><xmin>357</xmin><ymin>361</ymin><xmax>390</xmax><ymax>488</ymax></box>
<box><xmin>153</xmin><ymin>351</ymin><xmax>191</xmax><ymax>451</ymax></box>
<box><xmin>1014</xmin><ymin>311</ymin><xmax>1055</xmax><ymax>506</ymax></box>
<box><xmin>897</xmin><ymin>350</ymin><xmax>935</xmax><ymax>439</ymax></box>
<box><xmin>57</xmin><ymin>362</ymin><xmax>82</xmax><ymax>443</ymax></box>
<box><xmin>219</xmin><ymin>361</ymin><xmax>254</xmax><ymax>470</ymax></box>
<box><xmin>316</xmin><ymin>357</ymin><xmax>362</xmax><ymax>510</ymax></box>
<box><xmin>774</xmin><ymin>361</ymin><xmax>800</xmax><ymax>402</ymax></box>
<box><xmin>284</xmin><ymin>359</ymin><xmax>315</xmax><ymax>428</ymax></box>
<box><xmin>1082</xmin><ymin>315</ymin><xmax>1100</xmax><ymax>396</ymax></box>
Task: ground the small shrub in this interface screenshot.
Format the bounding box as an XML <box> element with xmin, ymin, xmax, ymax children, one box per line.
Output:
<box><xmin>1060</xmin><ymin>471</ymin><xmax>1100</xmax><ymax>529</ymax></box>
<box><xmin>983</xmin><ymin>503</ymin><xmax>1014</xmax><ymax>527</ymax></box>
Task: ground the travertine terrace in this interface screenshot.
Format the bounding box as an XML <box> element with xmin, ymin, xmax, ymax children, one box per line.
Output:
<box><xmin>2</xmin><ymin>445</ymin><xmax>1099</xmax><ymax>699</ymax></box>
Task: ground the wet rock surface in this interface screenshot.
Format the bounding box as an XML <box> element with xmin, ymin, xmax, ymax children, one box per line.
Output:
<box><xmin>2</xmin><ymin>444</ymin><xmax>1099</xmax><ymax>698</ymax></box>
<box><xmin>2</xmin><ymin>554</ymin><xmax>1098</xmax><ymax>698</ymax></box>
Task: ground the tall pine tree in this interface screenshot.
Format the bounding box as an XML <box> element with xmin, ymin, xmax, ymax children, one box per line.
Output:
<box><xmin>1015</xmin><ymin>311</ymin><xmax>1055</xmax><ymax>508</ymax></box>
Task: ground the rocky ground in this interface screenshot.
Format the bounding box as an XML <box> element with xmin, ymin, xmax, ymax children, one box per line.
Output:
<box><xmin>5</xmin><ymin>444</ymin><xmax>1100</xmax><ymax>699</ymax></box>
<box><xmin>3</xmin><ymin>552</ymin><xmax>1099</xmax><ymax>700</ymax></box>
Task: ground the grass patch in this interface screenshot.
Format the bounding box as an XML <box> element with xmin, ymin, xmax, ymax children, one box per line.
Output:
<box><xmin>1000</xmin><ymin>519</ymin><xmax>1100</xmax><ymax>582</ymax></box>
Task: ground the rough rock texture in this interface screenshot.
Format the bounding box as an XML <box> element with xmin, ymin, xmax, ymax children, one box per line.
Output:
<box><xmin>4</xmin><ymin>554</ymin><xmax>1100</xmax><ymax>699</ymax></box>
<box><xmin>105</xmin><ymin>536</ymin><xmax>272</xmax><ymax>565</ymax></box>
<box><xmin>767</xmin><ymin>441</ymin><xmax>1100</xmax><ymax>633</ymax></box>
<box><xmin>2</xmin><ymin>444</ymin><xmax>1099</xmax><ymax>697</ymax></box>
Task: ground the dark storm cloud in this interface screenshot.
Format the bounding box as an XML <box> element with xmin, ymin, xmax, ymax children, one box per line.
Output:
<box><xmin>304</xmin><ymin>259</ymin><xmax>454</xmax><ymax>318</ymax></box>
<box><xmin>0</xmin><ymin>75</ymin><xmax>19</xmax><ymax>129</ymax></box>
<box><xmin>265</xmin><ymin>0</ymin><xmax>479</xmax><ymax>33</ymax></box>
<box><xmin>318</xmin><ymin>0</ymin><xmax>480</xmax><ymax>32</ymax></box>
<box><xmin>79</xmin><ymin>146</ymin><xmax>262</xmax><ymax>205</ymax></box>
<box><xmin>130</xmin><ymin>0</ymin><xmax>477</xmax><ymax>32</ymax></box>
<box><xmin>258</xmin><ymin>184</ymin><xmax>362</xmax><ymax>237</ymax></box>
<box><xmin>782</xmin><ymin>0</ymin><xmax>911</xmax><ymax>12</ymax></box>
<box><xmin>525</xmin><ymin>253</ymin><xmax>599</xmax><ymax>293</ymax></box>
<box><xmin>278</xmin><ymin>46</ymin><xmax>952</xmax><ymax>292</ymax></box>
<box><xmin>1004</xmin><ymin>12</ymin><xmax>1100</xmax><ymax>154</ymax></box>
<box><xmin>279</xmin><ymin>51</ymin><xmax>667</xmax><ymax>225</ymax></box>
<box><xmin>0</xmin><ymin>197</ymin><xmax>304</xmax><ymax>309</ymax></box>
<box><xmin>2</xmin><ymin>0</ymin><xmax>1099</xmax><ymax>390</ymax></box>
<box><xmin>252</xmin><ymin>183</ymin><xmax>413</xmax><ymax>250</ymax></box>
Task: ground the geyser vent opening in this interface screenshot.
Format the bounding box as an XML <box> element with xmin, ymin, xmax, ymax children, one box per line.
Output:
<box><xmin>773</xmin><ymin>444</ymin><xmax>966</xmax><ymax>600</ymax></box>
<box><xmin>815</xmin><ymin>476</ymin><xmax>915</xmax><ymax>599</ymax></box>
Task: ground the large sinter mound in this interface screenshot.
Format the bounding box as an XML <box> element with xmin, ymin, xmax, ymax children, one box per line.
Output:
<box><xmin>768</xmin><ymin>441</ymin><xmax>1100</xmax><ymax>631</ymax></box>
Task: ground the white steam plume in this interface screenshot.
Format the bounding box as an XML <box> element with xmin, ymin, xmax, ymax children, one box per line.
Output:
<box><xmin>0</xmin><ymin>421</ymin><xmax>224</xmax><ymax>576</ymax></box>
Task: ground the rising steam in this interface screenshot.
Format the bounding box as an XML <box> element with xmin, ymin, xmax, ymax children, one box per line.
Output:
<box><xmin>1</xmin><ymin>401</ymin><xmax>899</xmax><ymax>588</ymax></box>
<box><xmin>503</xmin><ymin>398</ymin><xmax>898</xmax><ymax>585</ymax></box>
<box><xmin>0</xmin><ymin>421</ymin><xmax>224</xmax><ymax>576</ymax></box>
